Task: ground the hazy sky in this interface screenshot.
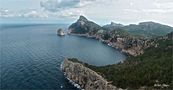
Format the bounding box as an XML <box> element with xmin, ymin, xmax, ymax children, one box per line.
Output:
<box><xmin>0</xmin><ymin>0</ymin><xmax>173</xmax><ymax>26</ymax></box>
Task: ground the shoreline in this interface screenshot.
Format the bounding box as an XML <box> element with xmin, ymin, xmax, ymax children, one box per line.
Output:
<box><xmin>61</xmin><ymin>59</ymin><xmax>120</xmax><ymax>90</ymax></box>
<box><xmin>60</xmin><ymin>60</ymin><xmax>82</xmax><ymax>90</ymax></box>
<box><xmin>69</xmin><ymin>33</ymin><xmax>132</xmax><ymax>57</ymax></box>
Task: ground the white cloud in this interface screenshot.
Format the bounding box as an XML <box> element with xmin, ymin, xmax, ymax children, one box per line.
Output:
<box><xmin>154</xmin><ymin>2</ymin><xmax>173</xmax><ymax>9</ymax></box>
<box><xmin>142</xmin><ymin>9</ymin><xmax>173</xmax><ymax>13</ymax></box>
<box><xmin>40</xmin><ymin>0</ymin><xmax>99</xmax><ymax>12</ymax></box>
<box><xmin>0</xmin><ymin>9</ymin><xmax>48</xmax><ymax>18</ymax></box>
<box><xmin>23</xmin><ymin>10</ymin><xmax>48</xmax><ymax>18</ymax></box>
<box><xmin>0</xmin><ymin>9</ymin><xmax>16</xmax><ymax>18</ymax></box>
<box><xmin>0</xmin><ymin>0</ymin><xmax>173</xmax><ymax>26</ymax></box>
<box><xmin>40</xmin><ymin>0</ymin><xmax>80</xmax><ymax>12</ymax></box>
<box><xmin>58</xmin><ymin>8</ymin><xmax>84</xmax><ymax>18</ymax></box>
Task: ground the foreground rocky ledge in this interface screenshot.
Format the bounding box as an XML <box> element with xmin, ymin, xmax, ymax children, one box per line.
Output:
<box><xmin>62</xmin><ymin>59</ymin><xmax>120</xmax><ymax>90</ymax></box>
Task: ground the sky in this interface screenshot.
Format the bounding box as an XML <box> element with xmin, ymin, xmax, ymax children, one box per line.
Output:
<box><xmin>0</xmin><ymin>0</ymin><xmax>173</xmax><ymax>26</ymax></box>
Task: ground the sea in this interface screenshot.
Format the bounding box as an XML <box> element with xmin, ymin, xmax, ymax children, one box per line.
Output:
<box><xmin>0</xmin><ymin>23</ymin><xmax>126</xmax><ymax>89</ymax></box>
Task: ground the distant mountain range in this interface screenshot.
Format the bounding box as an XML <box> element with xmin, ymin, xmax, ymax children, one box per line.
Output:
<box><xmin>103</xmin><ymin>21</ymin><xmax>173</xmax><ymax>38</ymax></box>
<box><xmin>69</xmin><ymin>16</ymin><xmax>173</xmax><ymax>38</ymax></box>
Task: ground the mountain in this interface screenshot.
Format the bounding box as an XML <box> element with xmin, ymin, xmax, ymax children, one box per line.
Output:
<box><xmin>123</xmin><ymin>21</ymin><xmax>173</xmax><ymax>38</ymax></box>
<box><xmin>69</xmin><ymin>16</ymin><xmax>173</xmax><ymax>38</ymax></box>
<box><xmin>102</xmin><ymin>22</ymin><xmax>124</xmax><ymax>31</ymax></box>
<box><xmin>68</xmin><ymin>16</ymin><xmax>102</xmax><ymax>34</ymax></box>
<box><xmin>102</xmin><ymin>21</ymin><xmax>173</xmax><ymax>38</ymax></box>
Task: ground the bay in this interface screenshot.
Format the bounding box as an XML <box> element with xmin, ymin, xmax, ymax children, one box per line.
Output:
<box><xmin>0</xmin><ymin>24</ymin><xmax>126</xmax><ymax>89</ymax></box>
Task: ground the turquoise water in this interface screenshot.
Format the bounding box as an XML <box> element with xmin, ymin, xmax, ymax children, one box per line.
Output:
<box><xmin>0</xmin><ymin>24</ymin><xmax>126</xmax><ymax>89</ymax></box>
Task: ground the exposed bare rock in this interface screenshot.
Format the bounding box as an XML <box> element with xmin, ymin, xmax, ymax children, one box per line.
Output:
<box><xmin>68</xmin><ymin>15</ymin><xmax>102</xmax><ymax>34</ymax></box>
<box><xmin>62</xmin><ymin>59</ymin><xmax>120</xmax><ymax>90</ymax></box>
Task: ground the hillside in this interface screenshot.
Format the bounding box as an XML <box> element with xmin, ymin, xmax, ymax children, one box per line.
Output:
<box><xmin>67</xmin><ymin>32</ymin><xmax>173</xmax><ymax>89</ymax></box>
<box><xmin>124</xmin><ymin>21</ymin><xmax>173</xmax><ymax>38</ymax></box>
<box><xmin>102</xmin><ymin>21</ymin><xmax>173</xmax><ymax>38</ymax></box>
<box><xmin>85</xmin><ymin>36</ymin><xmax>173</xmax><ymax>89</ymax></box>
<box><xmin>102</xmin><ymin>22</ymin><xmax>124</xmax><ymax>31</ymax></box>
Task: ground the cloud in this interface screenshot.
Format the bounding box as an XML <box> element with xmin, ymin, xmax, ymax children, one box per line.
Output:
<box><xmin>0</xmin><ymin>9</ymin><xmax>16</xmax><ymax>18</ymax></box>
<box><xmin>39</xmin><ymin>0</ymin><xmax>98</xmax><ymax>19</ymax></box>
<box><xmin>0</xmin><ymin>9</ymin><xmax>48</xmax><ymax>18</ymax></box>
<box><xmin>58</xmin><ymin>8</ymin><xmax>84</xmax><ymax>18</ymax></box>
<box><xmin>124</xmin><ymin>8</ymin><xmax>173</xmax><ymax>14</ymax></box>
<box><xmin>40</xmin><ymin>0</ymin><xmax>80</xmax><ymax>12</ymax></box>
<box><xmin>23</xmin><ymin>10</ymin><xmax>48</xmax><ymax>18</ymax></box>
<box><xmin>1</xmin><ymin>0</ymin><xmax>173</xmax><ymax>26</ymax></box>
<box><xmin>40</xmin><ymin>0</ymin><xmax>98</xmax><ymax>12</ymax></box>
<box><xmin>124</xmin><ymin>0</ymin><xmax>173</xmax><ymax>14</ymax></box>
<box><xmin>142</xmin><ymin>9</ymin><xmax>173</xmax><ymax>13</ymax></box>
<box><xmin>154</xmin><ymin>0</ymin><xmax>173</xmax><ymax>9</ymax></box>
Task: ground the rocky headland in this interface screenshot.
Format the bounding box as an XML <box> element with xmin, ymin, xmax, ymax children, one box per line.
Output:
<box><xmin>68</xmin><ymin>16</ymin><xmax>164</xmax><ymax>56</ymax></box>
<box><xmin>62</xmin><ymin>32</ymin><xmax>172</xmax><ymax>89</ymax></box>
<box><xmin>62</xmin><ymin>58</ymin><xmax>121</xmax><ymax>90</ymax></box>
<box><xmin>63</xmin><ymin>16</ymin><xmax>173</xmax><ymax>89</ymax></box>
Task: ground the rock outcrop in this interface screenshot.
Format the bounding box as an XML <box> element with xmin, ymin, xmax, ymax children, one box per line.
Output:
<box><xmin>57</xmin><ymin>28</ymin><xmax>65</xmax><ymax>36</ymax></box>
<box><xmin>68</xmin><ymin>15</ymin><xmax>102</xmax><ymax>35</ymax></box>
<box><xmin>62</xmin><ymin>59</ymin><xmax>119</xmax><ymax>90</ymax></box>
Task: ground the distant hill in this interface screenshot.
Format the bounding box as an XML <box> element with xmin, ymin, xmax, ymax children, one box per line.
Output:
<box><xmin>102</xmin><ymin>21</ymin><xmax>173</xmax><ymax>38</ymax></box>
<box><xmin>123</xmin><ymin>21</ymin><xmax>173</xmax><ymax>38</ymax></box>
<box><xmin>68</xmin><ymin>16</ymin><xmax>102</xmax><ymax>34</ymax></box>
<box><xmin>102</xmin><ymin>22</ymin><xmax>124</xmax><ymax>31</ymax></box>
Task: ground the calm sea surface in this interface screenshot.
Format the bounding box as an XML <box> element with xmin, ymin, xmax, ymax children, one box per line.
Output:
<box><xmin>0</xmin><ymin>24</ymin><xmax>126</xmax><ymax>89</ymax></box>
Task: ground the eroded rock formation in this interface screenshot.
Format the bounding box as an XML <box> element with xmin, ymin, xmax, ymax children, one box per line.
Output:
<box><xmin>62</xmin><ymin>59</ymin><xmax>120</xmax><ymax>90</ymax></box>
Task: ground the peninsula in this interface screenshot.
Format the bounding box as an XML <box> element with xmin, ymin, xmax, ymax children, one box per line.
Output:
<box><xmin>68</xmin><ymin>16</ymin><xmax>173</xmax><ymax>56</ymax></box>
<box><xmin>62</xmin><ymin>16</ymin><xmax>173</xmax><ymax>89</ymax></box>
<box><xmin>62</xmin><ymin>58</ymin><xmax>119</xmax><ymax>90</ymax></box>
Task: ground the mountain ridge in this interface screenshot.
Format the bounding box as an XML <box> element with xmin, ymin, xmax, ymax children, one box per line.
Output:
<box><xmin>69</xmin><ymin>16</ymin><xmax>173</xmax><ymax>38</ymax></box>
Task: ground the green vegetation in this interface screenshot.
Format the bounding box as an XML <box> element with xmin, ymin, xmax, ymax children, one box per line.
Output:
<box><xmin>124</xmin><ymin>22</ymin><xmax>173</xmax><ymax>38</ymax></box>
<box><xmin>68</xmin><ymin>16</ymin><xmax>173</xmax><ymax>89</ymax></box>
<box><xmin>69</xmin><ymin>39</ymin><xmax>173</xmax><ymax>89</ymax></box>
<box><xmin>103</xmin><ymin>21</ymin><xmax>173</xmax><ymax>38</ymax></box>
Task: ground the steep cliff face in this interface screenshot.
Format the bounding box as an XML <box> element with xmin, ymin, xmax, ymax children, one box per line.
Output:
<box><xmin>68</xmin><ymin>15</ymin><xmax>102</xmax><ymax>34</ymax></box>
<box><xmin>62</xmin><ymin>59</ymin><xmax>119</xmax><ymax>90</ymax></box>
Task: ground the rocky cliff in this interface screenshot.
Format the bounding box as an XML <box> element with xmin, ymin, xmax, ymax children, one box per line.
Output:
<box><xmin>68</xmin><ymin>15</ymin><xmax>102</xmax><ymax>35</ymax></box>
<box><xmin>62</xmin><ymin>59</ymin><xmax>120</xmax><ymax>90</ymax></box>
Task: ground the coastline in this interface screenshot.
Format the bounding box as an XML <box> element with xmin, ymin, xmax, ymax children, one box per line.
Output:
<box><xmin>69</xmin><ymin>33</ymin><xmax>132</xmax><ymax>57</ymax></box>
<box><xmin>60</xmin><ymin>60</ymin><xmax>82</xmax><ymax>90</ymax></box>
<box><xmin>60</xmin><ymin>34</ymin><xmax>128</xmax><ymax>90</ymax></box>
<box><xmin>61</xmin><ymin>58</ymin><xmax>120</xmax><ymax>90</ymax></box>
